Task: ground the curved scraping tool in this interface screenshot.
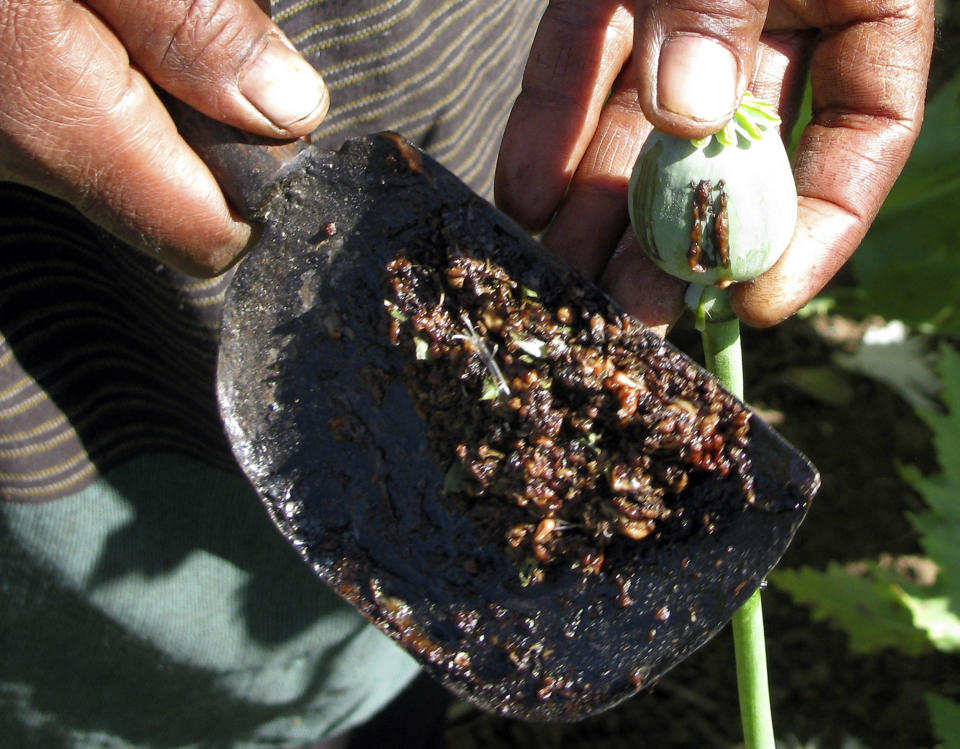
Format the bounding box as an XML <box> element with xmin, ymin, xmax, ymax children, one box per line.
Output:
<box><xmin>188</xmin><ymin>116</ymin><xmax>819</xmax><ymax>720</ymax></box>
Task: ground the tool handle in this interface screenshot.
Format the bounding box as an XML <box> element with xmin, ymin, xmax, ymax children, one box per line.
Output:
<box><xmin>168</xmin><ymin>97</ymin><xmax>310</xmax><ymax>220</ymax></box>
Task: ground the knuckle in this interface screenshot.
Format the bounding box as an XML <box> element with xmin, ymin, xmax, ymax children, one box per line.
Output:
<box><xmin>659</xmin><ymin>0</ymin><xmax>767</xmax><ymax>36</ymax></box>
<box><xmin>160</xmin><ymin>0</ymin><xmax>257</xmax><ymax>79</ymax></box>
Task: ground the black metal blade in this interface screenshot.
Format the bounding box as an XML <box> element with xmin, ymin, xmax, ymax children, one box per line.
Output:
<box><xmin>217</xmin><ymin>133</ymin><xmax>819</xmax><ymax>721</ymax></box>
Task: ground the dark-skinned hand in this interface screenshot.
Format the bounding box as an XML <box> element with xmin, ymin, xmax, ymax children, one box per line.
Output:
<box><xmin>0</xmin><ymin>0</ymin><xmax>328</xmax><ymax>276</ymax></box>
<box><xmin>496</xmin><ymin>0</ymin><xmax>936</xmax><ymax>333</ymax></box>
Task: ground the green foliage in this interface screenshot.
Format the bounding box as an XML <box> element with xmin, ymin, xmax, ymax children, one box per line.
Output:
<box><xmin>772</xmin><ymin>345</ymin><xmax>960</xmax><ymax>654</ymax></box>
<box><xmin>770</xmin><ymin>562</ymin><xmax>933</xmax><ymax>654</ymax></box>
<box><xmin>927</xmin><ymin>693</ymin><xmax>960</xmax><ymax>749</ymax></box>
<box><xmin>913</xmin><ymin>344</ymin><xmax>960</xmax><ymax>489</ymax></box>
<box><xmin>830</xmin><ymin>68</ymin><xmax>960</xmax><ymax>334</ymax></box>
<box><xmin>773</xmin><ymin>344</ymin><xmax>960</xmax><ymax>746</ymax></box>
<box><xmin>774</xmin><ymin>36</ymin><xmax>960</xmax><ymax>743</ymax></box>
<box><xmin>898</xmin><ymin>344</ymin><xmax>960</xmax><ymax>651</ymax></box>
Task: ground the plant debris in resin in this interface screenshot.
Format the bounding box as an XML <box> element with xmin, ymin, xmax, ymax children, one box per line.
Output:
<box><xmin>385</xmin><ymin>251</ymin><xmax>756</xmax><ymax>587</ymax></box>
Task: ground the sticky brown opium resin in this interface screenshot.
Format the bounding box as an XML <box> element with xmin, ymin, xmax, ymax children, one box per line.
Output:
<box><xmin>688</xmin><ymin>179</ymin><xmax>712</xmax><ymax>272</ymax></box>
<box><xmin>687</xmin><ymin>179</ymin><xmax>732</xmax><ymax>275</ymax></box>
<box><xmin>385</xmin><ymin>252</ymin><xmax>754</xmax><ymax>585</ymax></box>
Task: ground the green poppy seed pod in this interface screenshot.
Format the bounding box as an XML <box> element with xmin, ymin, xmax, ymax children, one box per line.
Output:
<box><xmin>628</xmin><ymin>94</ymin><xmax>798</xmax><ymax>287</ymax></box>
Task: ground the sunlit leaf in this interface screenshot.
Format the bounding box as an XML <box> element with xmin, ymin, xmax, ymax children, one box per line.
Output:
<box><xmin>898</xmin><ymin>583</ymin><xmax>960</xmax><ymax>652</ymax></box>
<box><xmin>769</xmin><ymin>563</ymin><xmax>932</xmax><ymax>654</ymax></box>
<box><xmin>833</xmin><ymin>321</ymin><xmax>940</xmax><ymax>412</ymax></box>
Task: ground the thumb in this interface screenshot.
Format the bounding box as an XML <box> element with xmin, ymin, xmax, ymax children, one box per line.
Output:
<box><xmin>634</xmin><ymin>0</ymin><xmax>768</xmax><ymax>139</ymax></box>
<box><xmin>87</xmin><ymin>0</ymin><xmax>328</xmax><ymax>138</ymax></box>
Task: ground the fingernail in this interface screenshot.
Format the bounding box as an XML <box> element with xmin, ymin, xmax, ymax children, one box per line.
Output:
<box><xmin>658</xmin><ymin>35</ymin><xmax>737</xmax><ymax>122</ymax></box>
<box><xmin>239</xmin><ymin>35</ymin><xmax>329</xmax><ymax>129</ymax></box>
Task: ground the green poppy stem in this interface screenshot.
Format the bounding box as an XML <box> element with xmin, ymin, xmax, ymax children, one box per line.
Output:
<box><xmin>699</xmin><ymin>299</ymin><xmax>776</xmax><ymax>749</ymax></box>
<box><xmin>731</xmin><ymin>589</ymin><xmax>775</xmax><ymax>749</ymax></box>
<box><xmin>700</xmin><ymin>315</ymin><xmax>743</xmax><ymax>400</ymax></box>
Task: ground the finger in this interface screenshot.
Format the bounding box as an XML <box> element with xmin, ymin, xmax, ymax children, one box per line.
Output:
<box><xmin>546</xmin><ymin>31</ymin><xmax>810</xmax><ymax>285</ymax></box>
<box><xmin>88</xmin><ymin>0</ymin><xmax>329</xmax><ymax>138</ymax></box>
<box><xmin>732</xmin><ymin>0</ymin><xmax>935</xmax><ymax>327</ymax></box>
<box><xmin>591</xmin><ymin>35</ymin><xmax>804</xmax><ymax>334</ymax></box>
<box><xmin>599</xmin><ymin>230</ymin><xmax>687</xmax><ymax>336</ymax></box>
<box><xmin>0</xmin><ymin>2</ymin><xmax>252</xmax><ymax>275</ymax></box>
<box><xmin>748</xmin><ymin>30</ymin><xmax>817</xmax><ymax>129</ymax></box>
<box><xmin>495</xmin><ymin>0</ymin><xmax>634</xmax><ymax>231</ymax></box>
<box><xmin>539</xmin><ymin>76</ymin><xmax>653</xmax><ymax>281</ymax></box>
<box><xmin>731</xmin><ymin>199</ymin><xmax>860</xmax><ymax>327</ymax></box>
<box><xmin>633</xmin><ymin>0</ymin><xmax>769</xmax><ymax>139</ymax></box>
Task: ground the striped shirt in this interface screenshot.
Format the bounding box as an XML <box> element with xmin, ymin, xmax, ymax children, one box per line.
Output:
<box><xmin>2</xmin><ymin>3</ymin><xmax>549</xmax><ymax>747</ymax></box>
<box><xmin>0</xmin><ymin>0</ymin><xmax>546</xmax><ymax>502</ymax></box>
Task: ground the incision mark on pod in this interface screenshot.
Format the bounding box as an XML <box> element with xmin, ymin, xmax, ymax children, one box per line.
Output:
<box><xmin>687</xmin><ymin>180</ymin><xmax>711</xmax><ymax>273</ymax></box>
<box><xmin>687</xmin><ymin>180</ymin><xmax>731</xmax><ymax>274</ymax></box>
<box><xmin>713</xmin><ymin>181</ymin><xmax>730</xmax><ymax>267</ymax></box>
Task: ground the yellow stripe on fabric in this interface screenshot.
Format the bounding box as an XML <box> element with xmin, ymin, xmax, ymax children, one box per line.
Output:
<box><xmin>0</xmin><ymin>414</ymin><xmax>232</xmax><ymax>499</ymax></box>
<box><xmin>0</xmin><ymin>357</ymin><xmax>219</xmax><ymax>456</ymax></box>
<box><xmin>318</xmin><ymin>25</ymin><xmax>524</xmax><ymax>181</ymax></box>
<box><xmin>377</xmin><ymin>41</ymin><xmax>516</xmax><ymax>193</ymax></box>
<box><xmin>0</xmin><ymin>426</ymin><xmax>80</xmax><ymax>459</ymax></box>
<box><xmin>0</xmin><ymin>391</ymin><xmax>49</xmax><ymax>419</ymax></box>
<box><xmin>399</xmin><ymin>14</ymin><xmax>530</xmax><ymax>164</ymax></box>
<box><xmin>0</xmin><ymin>229</ymin><xmax>225</xmax><ymax>328</ymax></box>
<box><xmin>0</xmin><ymin>357</ymin><xmax>217</xmax><ymax>420</ymax></box>
<box><xmin>180</xmin><ymin>274</ymin><xmax>232</xmax><ymax>298</ymax></box>
<box><xmin>0</xmin><ymin>374</ymin><xmax>35</xmax><ymax>402</ymax></box>
<box><xmin>0</xmin><ymin>270</ymin><xmax>219</xmax><ymax>373</ymax></box>
<box><xmin>308</xmin><ymin>0</ymin><xmax>469</xmax><ymax>82</ymax></box>
<box><xmin>0</xmin><ymin>323</ymin><xmax>210</xmax><ymax>388</ymax></box>
<box><xmin>274</xmin><ymin>0</ymin><xmax>404</xmax><ymax>26</ymax></box>
<box><xmin>0</xmin><ymin>414</ymin><xmax>68</xmax><ymax>444</ymax></box>
<box><xmin>0</xmin><ymin>460</ymin><xmax>97</xmax><ymax>500</ymax></box>
<box><xmin>314</xmin><ymin>0</ymin><xmax>512</xmax><ymax>138</ymax></box>
<box><xmin>0</xmin><ymin>421</ymin><xmax>234</xmax><ymax>489</ymax></box>
<box><xmin>288</xmin><ymin>0</ymin><xmax>421</xmax><ymax>47</ymax></box>
<box><xmin>7</xmin><ymin>349</ymin><xmax>213</xmax><ymax>413</ymax></box>
<box><xmin>0</xmin><ymin>312</ymin><xmax>213</xmax><ymax>390</ymax></box>
<box><xmin>0</xmin><ymin>448</ymin><xmax>90</xmax><ymax>482</ymax></box>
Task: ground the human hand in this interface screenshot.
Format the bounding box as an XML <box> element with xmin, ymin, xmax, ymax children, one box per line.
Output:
<box><xmin>0</xmin><ymin>0</ymin><xmax>328</xmax><ymax>276</ymax></box>
<box><xmin>496</xmin><ymin>0</ymin><xmax>935</xmax><ymax>331</ymax></box>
